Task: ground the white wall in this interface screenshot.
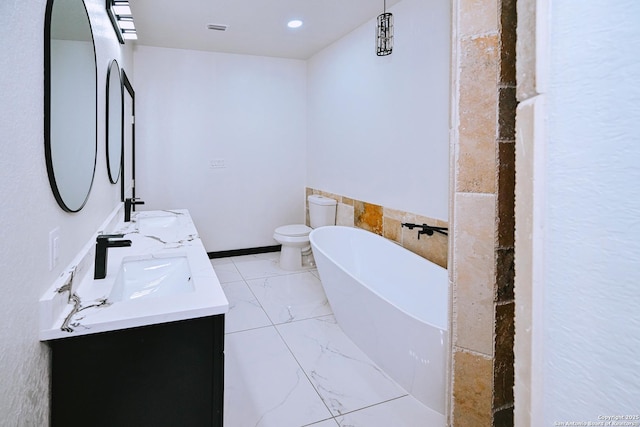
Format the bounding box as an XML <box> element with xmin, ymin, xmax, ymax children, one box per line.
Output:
<box><xmin>306</xmin><ymin>0</ymin><xmax>450</xmax><ymax>220</ymax></box>
<box><xmin>0</xmin><ymin>0</ymin><xmax>131</xmax><ymax>423</ymax></box>
<box><xmin>541</xmin><ymin>1</ymin><xmax>640</xmax><ymax>421</ymax></box>
<box><xmin>133</xmin><ymin>46</ymin><xmax>307</xmax><ymax>251</ymax></box>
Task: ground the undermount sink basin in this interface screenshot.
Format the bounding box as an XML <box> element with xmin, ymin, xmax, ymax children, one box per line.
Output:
<box><xmin>138</xmin><ymin>215</ymin><xmax>179</xmax><ymax>232</ymax></box>
<box><xmin>110</xmin><ymin>255</ymin><xmax>194</xmax><ymax>302</ymax></box>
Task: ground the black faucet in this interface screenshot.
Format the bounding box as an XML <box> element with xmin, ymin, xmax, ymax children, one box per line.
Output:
<box><xmin>124</xmin><ymin>197</ymin><xmax>145</xmax><ymax>222</ymax></box>
<box><xmin>401</xmin><ymin>222</ymin><xmax>449</xmax><ymax>239</ymax></box>
<box><xmin>94</xmin><ymin>234</ymin><xmax>132</xmax><ymax>279</ymax></box>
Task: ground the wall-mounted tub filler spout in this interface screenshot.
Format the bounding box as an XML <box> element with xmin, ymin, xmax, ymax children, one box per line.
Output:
<box><xmin>401</xmin><ymin>222</ymin><xmax>449</xmax><ymax>239</ymax></box>
<box><xmin>124</xmin><ymin>197</ymin><xmax>145</xmax><ymax>222</ymax></box>
<box><xmin>94</xmin><ymin>234</ymin><xmax>132</xmax><ymax>279</ymax></box>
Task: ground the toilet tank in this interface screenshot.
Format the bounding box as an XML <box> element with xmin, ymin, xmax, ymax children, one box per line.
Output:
<box><xmin>308</xmin><ymin>195</ymin><xmax>337</xmax><ymax>228</ymax></box>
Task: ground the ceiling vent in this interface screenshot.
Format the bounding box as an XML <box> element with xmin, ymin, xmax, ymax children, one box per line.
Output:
<box><xmin>207</xmin><ymin>24</ymin><xmax>229</xmax><ymax>32</ymax></box>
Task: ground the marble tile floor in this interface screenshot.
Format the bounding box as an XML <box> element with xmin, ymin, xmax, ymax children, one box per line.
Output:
<box><xmin>211</xmin><ymin>252</ymin><xmax>445</xmax><ymax>427</ymax></box>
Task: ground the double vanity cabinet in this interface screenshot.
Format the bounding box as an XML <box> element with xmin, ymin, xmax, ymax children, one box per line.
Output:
<box><xmin>39</xmin><ymin>208</ymin><xmax>228</xmax><ymax>426</ymax></box>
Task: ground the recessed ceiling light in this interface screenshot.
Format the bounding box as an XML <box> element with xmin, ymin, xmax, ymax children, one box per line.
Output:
<box><xmin>287</xmin><ymin>20</ymin><xmax>303</xmax><ymax>29</ymax></box>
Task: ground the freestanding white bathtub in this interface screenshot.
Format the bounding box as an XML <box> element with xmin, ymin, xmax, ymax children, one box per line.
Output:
<box><xmin>309</xmin><ymin>225</ymin><xmax>448</xmax><ymax>415</ymax></box>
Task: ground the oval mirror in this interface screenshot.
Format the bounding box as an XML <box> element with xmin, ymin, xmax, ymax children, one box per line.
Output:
<box><xmin>45</xmin><ymin>0</ymin><xmax>97</xmax><ymax>212</ymax></box>
<box><xmin>106</xmin><ymin>59</ymin><xmax>123</xmax><ymax>184</ymax></box>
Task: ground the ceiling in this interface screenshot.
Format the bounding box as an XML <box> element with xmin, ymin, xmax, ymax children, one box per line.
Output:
<box><xmin>129</xmin><ymin>0</ymin><xmax>402</xmax><ymax>59</ymax></box>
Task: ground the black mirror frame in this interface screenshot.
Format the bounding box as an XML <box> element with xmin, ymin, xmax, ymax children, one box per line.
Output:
<box><xmin>121</xmin><ymin>69</ymin><xmax>136</xmax><ymax>203</ymax></box>
<box><xmin>106</xmin><ymin>59</ymin><xmax>123</xmax><ymax>185</ymax></box>
<box><xmin>44</xmin><ymin>0</ymin><xmax>98</xmax><ymax>213</ymax></box>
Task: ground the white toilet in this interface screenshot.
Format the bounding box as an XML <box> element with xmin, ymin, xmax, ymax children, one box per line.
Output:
<box><xmin>273</xmin><ymin>195</ymin><xmax>337</xmax><ymax>270</ymax></box>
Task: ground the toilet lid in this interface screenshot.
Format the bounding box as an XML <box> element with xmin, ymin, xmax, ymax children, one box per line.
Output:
<box><xmin>275</xmin><ymin>224</ymin><xmax>312</xmax><ymax>237</ymax></box>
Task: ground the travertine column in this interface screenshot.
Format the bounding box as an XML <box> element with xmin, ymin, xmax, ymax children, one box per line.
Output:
<box><xmin>449</xmin><ymin>0</ymin><xmax>517</xmax><ymax>424</ymax></box>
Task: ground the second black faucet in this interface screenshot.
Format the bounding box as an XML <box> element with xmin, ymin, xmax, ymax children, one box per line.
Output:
<box><xmin>124</xmin><ymin>197</ymin><xmax>145</xmax><ymax>222</ymax></box>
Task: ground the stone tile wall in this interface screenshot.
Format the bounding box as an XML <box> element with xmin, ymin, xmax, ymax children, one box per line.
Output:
<box><xmin>450</xmin><ymin>0</ymin><xmax>517</xmax><ymax>425</ymax></box>
<box><xmin>305</xmin><ymin>187</ymin><xmax>448</xmax><ymax>268</ymax></box>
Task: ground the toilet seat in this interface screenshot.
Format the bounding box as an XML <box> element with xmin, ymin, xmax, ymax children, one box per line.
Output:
<box><xmin>273</xmin><ymin>224</ymin><xmax>312</xmax><ymax>245</ymax></box>
<box><xmin>274</xmin><ymin>224</ymin><xmax>312</xmax><ymax>237</ymax></box>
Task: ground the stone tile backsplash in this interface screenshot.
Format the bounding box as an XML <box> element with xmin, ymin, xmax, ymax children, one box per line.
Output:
<box><xmin>453</xmin><ymin>349</ymin><xmax>493</xmax><ymax>425</ymax></box>
<box><xmin>306</xmin><ymin>188</ymin><xmax>448</xmax><ymax>268</ymax></box>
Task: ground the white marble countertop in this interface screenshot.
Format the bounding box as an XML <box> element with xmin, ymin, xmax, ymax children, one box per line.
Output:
<box><xmin>39</xmin><ymin>209</ymin><xmax>228</xmax><ymax>341</ymax></box>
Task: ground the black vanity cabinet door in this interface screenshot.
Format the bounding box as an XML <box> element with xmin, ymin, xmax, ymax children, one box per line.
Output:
<box><xmin>50</xmin><ymin>315</ymin><xmax>224</xmax><ymax>427</ymax></box>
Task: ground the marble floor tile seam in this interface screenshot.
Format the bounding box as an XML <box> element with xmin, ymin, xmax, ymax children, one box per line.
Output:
<box><xmin>236</xmin><ymin>276</ymin><xmax>273</xmax><ymax>324</ymax></box>
<box><xmin>271</xmin><ymin>315</ymin><xmax>412</xmax><ymax>420</ymax></box>
<box><xmin>225</xmin><ymin>321</ymin><xmax>337</xmax><ymax>426</ymax></box>
<box><xmin>224</xmin><ymin>290</ymin><xmax>333</xmax><ymax>332</ymax></box>
<box><xmin>226</xmin><ymin>313</ymin><xmax>371</xmax><ymax>423</ymax></box>
<box><xmin>225</xmin><ymin>280</ymin><xmax>339</xmax><ymax>426</ymax></box>
<box><xmin>275</xmin><ymin>315</ymin><xmax>415</xmax><ymax>418</ymax></box>
<box><xmin>294</xmin><ymin>395</ymin><xmax>417</xmax><ymax>427</ymax></box>
<box><xmin>212</xmin><ymin>254</ymin><xmax>318</xmax><ymax>282</ymax></box>
<box><xmin>218</xmin><ymin>278</ymin><xmax>250</xmax><ymax>286</ymax></box>
<box><xmin>301</xmin><ymin>417</ymin><xmax>340</xmax><ymax>427</ymax></box>
<box><xmin>224</xmin><ymin>323</ymin><xmax>274</xmax><ymax>336</ymax></box>
<box><xmin>331</xmin><ymin>394</ymin><xmax>411</xmax><ymax>418</ymax></box>
<box><xmin>222</xmin><ymin>295</ymin><xmax>333</xmax><ymax>335</ymax></box>
<box><xmin>223</xmin><ymin>326</ymin><xmax>334</xmax><ymax>426</ymax></box>
<box><xmin>270</xmin><ymin>317</ymin><xmax>338</xmax><ymax>420</ymax></box>
<box><xmin>236</xmin><ymin>270</ymin><xmax>317</xmax><ymax>281</ymax></box>
<box><xmin>242</xmin><ymin>271</ymin><xmax>333</xmax><ymax>327</ymax></box>
<box><xmin>218</xmin><ymin>272</ymin><xmax>333</xmax><ymax>336</ymax></box>
<box><xmin>228</xmin><ymin>255</ymin><xmax>317</xmax><ymax>281</ymax></box>
<box><xmin>232</xmin><ymin>275</ymin><xmax>332</xmax><ymax>324</ymax></box>
<box><xmin>269</xmin><ymin>312</ymin><xmax>337</xmax><ymax>327</ymax></box>
<box><xmin>229</xmin><ymin>254</ymin><xmax>311</xmax><ymax>265</ymax></box>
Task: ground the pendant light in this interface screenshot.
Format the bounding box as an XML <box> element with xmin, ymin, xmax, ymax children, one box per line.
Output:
<box><xmin>376</xmin><ymin>0</ymin><xmax>393</xmax><ymax>56</ymax></box>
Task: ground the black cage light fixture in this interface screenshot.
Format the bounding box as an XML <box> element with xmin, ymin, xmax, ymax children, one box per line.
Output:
<box><xmin>376</xmin><ymin>0</ymin><xmax>393</xmax><ymax>56</ymax></box>
<box><xmin>107</xmin><ymin>0</ymin><xmax>137</xmax><ymax>44</ymax></box>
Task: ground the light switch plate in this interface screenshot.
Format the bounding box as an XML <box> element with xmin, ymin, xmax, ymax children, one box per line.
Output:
<box><xmin>49</xmin><ymin>227</ymin><xmax>60</xmax><ymax>271</ymax></box>
<box><xmin>209</xmin><ymin>159</ymin><xmax>226</xmax><ymax>169</ymax></box>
